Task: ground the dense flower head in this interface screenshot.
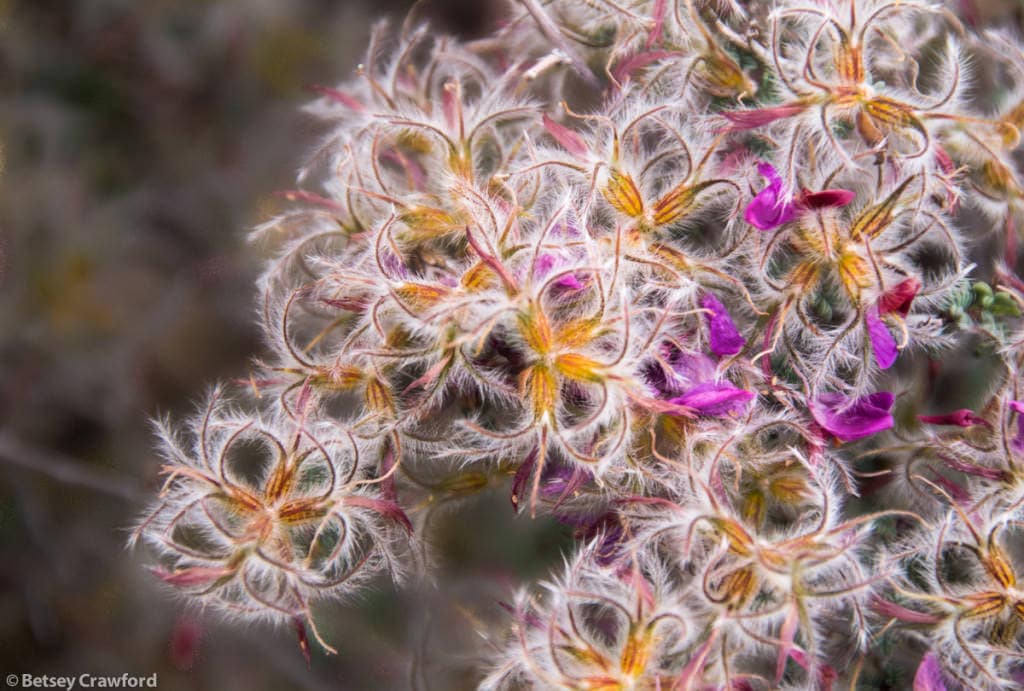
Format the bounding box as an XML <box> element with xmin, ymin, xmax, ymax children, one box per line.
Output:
<box><xmin>131</xmin><ymin>0</ymin><xmax>1024</xmax><ymax>685</ymax></box>
<box><xmin>481</xmin><ymin>548</ymin><xmax>698</xmax><ymax>690</ymax></box>
<box><xmin>130</xmin><ymin>389</ymin><xmax>414</xmax><ymax>653</ymax></box>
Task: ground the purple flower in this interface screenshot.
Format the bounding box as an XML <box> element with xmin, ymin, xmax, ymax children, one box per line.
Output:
<box><xmin>669</xmin><ymin>382</ymin><xmax>755</xmax><ymax>417</ymax></box>
<box><xmin>810</xmin><ymin>391</ymin><xmax>895</xmax><ymax>442</ymax></box>
<box><xmin>1009</xmin><ymin>401</ymin><xmax>1024</xmax><ymax>454</ymax></box>
<box><xmin>700</xmin><ymin>293</ymin><xmax>745</xmax><ymax>356</ymax></box>
<box><xmin>745</xmin><ymin>162</ymin><xmax>797</xmax><ymax>230</ymax></box>
<box><xmin>866</xmin><ymin>308</ymin><xmax>898</xmax><ymax>369</ymax></box>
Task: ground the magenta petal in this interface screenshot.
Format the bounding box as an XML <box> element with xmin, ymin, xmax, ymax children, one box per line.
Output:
<box><xmin>700</xmin><ymin>293</ymin><xmax>745</xmax><ymax>356</ymax></box>
<box><xmin>533</xmin><ymin>253</ymin><xmax>557</xmax><ymax>278</ymax></box>
<box><xmin>744</xmin><ymin>193</ymin><xmax>790</xmax><ymax>230</ymax></box>
<box><xmin>721</xmin><ymin>103</ymin><xmax>808</xmax><ymax>130</ymax></box>
<box><xmin>878</xmin><ymin>278</ymin><xmax>921</xmax><ymax>317</ymax></box>
<box><xmin>934</xmin><ymin>145</ymin><xmax>955</xmax><ymax>175</ymax></box>
<box><xmin>510</xmin><ymin>446</ymin><xmax>539</xmax><ymax>513</ymax></box>
<box><xmin>670</xmin><ymin>382</ymin><xmax>755</xmax><ymax>417</ymax></box>
<box><xmin>344</xmin><ymin>496</ymin><xmax>413</xmax><ymax>533</ymax></box>
<box><xmin>928</xmin><ymin>472</ymin><xmax>974</xmax><ymax>505</ymax></box>
<box><xmin>1009</xmin><ymin>400</ymin><xmax>1024</xmax><ymax>454</ymax></box>
<box><xmin>744</xmin><ymin>185</ymin><xmax>797</xmax><ymax>230</ymax></box>
<box><xmin>612</xmin><ymin>50</ymin><xmax>682</xmax><ymax>83</ymax></box>
<box><xmin>744</xmin><ymin>162</ymin><xmax>797</xmax><ymax>230</ymax></box>
<box><xmin>647</xmin><ymin>0</ymin><xmax>667</xmax><ymax>47</ymax></box>
<box><xmin>676</xmin><ymin>634</ymin><xmax>716</xmax><ymax>689</ymax></box>
<box><xmin>913</xmin><ymin>653</ymin><xmax>947</xmax><ymax>691</ymax></box>
<box><xmin>775</xmin><ymin>606</ymin><xmax>799</xmax><ymax>683</ymax></box>
<box><xmin>534</xmin><ymin>252</ymin><xmax>585</xmax><ymax>291</ymax></box>
<box><xmin>799</xmin><ymin>188</ymin><xmax>855</xmax><ymax>209</ymax></box>
<box><xmin>810</xmin><ymin>392</ymin><xmax>895</xmax><ymax>442</ymax></box>
<box><xmin>866</xmin><ymin>310</ymin><xmax>898</xmax><ymax>369</ymax></box>
<box><xmin>555</xmin><ymin>273</ymin><xmax>585</xmax><ymax>290</ymax></box>
<box><xmin>560</xmin><ymin>512</ymin><xmax>626</xmax><ymax>567</ymax></box>
<box><xmin>870</xmin><ymin>596</ymin><xmax>943</xmax><ymax>625</ymax></box>
<box><xmin>757</xmin><ymin>161</ymin><xmax>783</xmax><ymax>187</ymax></box>
<box><xmin>307</xmin><ymin>84</ymin><xmax>365</xmax><ymax>111</ymax></box>
<box><xmin>152</xmin><ymin>566</ymin><xmax>235</xmax><ymax>587</ymax></box>
<box><xmin>554</xmin><ymin>214</ymin><xmax>584</xmax><ymax>238</ymax></box>
<box><xmin>542</xmin><ymin>114</ymin><xmax>589</xmax><ymax>160</ymax></box>
<box><xmin>662</xmin><ymin>351</ymin><xmax>717</xmax><ymax>394</ymax></box>
<box><xmin>918</xmin><ymin>409</ymin><xmax>988</xmax><ymax>428</ymax></box>
<box><xmin>539</xmin><ymin>464</ymin><xmax>592</xmax><ymax>500</ymax></box>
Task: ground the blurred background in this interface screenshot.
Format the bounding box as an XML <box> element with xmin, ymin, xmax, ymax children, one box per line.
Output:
<box><xmin>1</xmin><ymin>1</ymin><xmax>1023</xmax><ymax>690</ymax></box>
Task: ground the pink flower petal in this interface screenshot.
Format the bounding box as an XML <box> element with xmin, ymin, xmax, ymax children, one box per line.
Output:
<box><xmin>510</xmin><ymin>447</ymin><xmax>538</xmax><ymax>513</ymax></box>
<box><xmin>938</xmin><ymin>454</ymin><xmax>1007</xmax><ymax>481</ymax></box>
<box><xmin>344</xmin><ymin>495</ymin><xmax>413</xmax><ymax>534</ymax></box>
<box><xmin>497</xmin><ymin>600</ymin><xmax>544</xmax><ymax>630</ymax></box>
<box><xmin>926</xmin><ymin>470</ymin><xmax>974</xmax><ymax>506</ymax></box>
<box><xmin>380</xmin><ymin>442</ymin><xmax>398</xmax><ymax>503</ymax></box>
<box><xmin>918</xmin><ymin>409</ymin><xmax>989</xmax><ymax>428</ymax></box>
<box><xmin>306</xmin><ymin>84</ymin><xmax>365</xmax><ymax>111</ymax></box>
<box><xmin>700</xmin><ymin>293</ymin><xmax>746</xmax><ymax>356</ymax></box>
<box><xmin>745</xmin><ymin>162</ymin><xmax>797</xmax><ymax>230</ymax></box>
<box><xmin>775</xmin><ymin>606</ymin><xmax>799</xmax><ymax>683</ymax></box>
<box><xmin>276</xmin><ymin>190</ymin><xmax>348</xmax><ymax>212</ymax></box>
<box><xmin>169</xmin><ymin>616</ymin><xmax>203</xmax><ymax>671</ymax></box>
<box><xmin>612</xmin><ymin>50</ymin><xmax>682</xmax><ymax>84</ymax></box>
<box><xmin>293</xmin><ymin>617</ymin><xmax>312</xmax><ymax>668</ymax></box>
<box><xmin>539</xmin><ymin>464</ymin><xmax>592</xmax><ymax>505</ymax></box>
<box><xmin>533</xmin><ymin>252</ymin><xmax>557</xmax><ymax>278</ymax></box>
<box><xmin>871</xmin><ymin>595</ymin><xmax>943</xmax><ymax>625</ymax></box>
<box><xmin>798</xmin><ymin>188</ymin><xmax>855</xmax><ymax>210</ymax></box>
<box><xmin>441</xmin><ymin>81</ymin><xmax>459</xmax><ymax>132</ymax></box>
<box><xmin>810</xmin><ymin>392</ymin><xmax>895</xmax><ymax>442</ymax></box>
<box><xmin>630</xmin><ymin>393</ymin><xmax>696</xmax><ymax>418</ymax></box>
<box><xmin>533</xmin><ymin>252</ymin><xmax>585</xmax><ymax>290</ymax></box>
<box><xmin>676</xmin><ymin>632</ymin><xmax>717</xmax><ymax>688</ymax></box>
<box><xmin>379</xmin><ymin>147</ymin><xmax>427</xmax><ymax>191</ymax></box>
<box><xmin>722</xmin><ymin>102</ymin><xmax>809</xmax><ymax>130</ymax></box>
<box><xmin>657</xmin><ymin>350</ymin><xmax>717</xmax><ymax>395</ymax></box>
<box><xmin>670</xmin><ymin>382</ymin><xmax>754</xmax><ymax>417</ymax></box>
<box><xmin>646</xmin><ymin>0</ymin><xmax>667</xmax><ymax>47</ymax></box>
<box><xmin>866</xmin><ymin>309</ymin><xmax>898</xmax><ymax>369</ymax></box>
<box><xmin>878</xmin><ymin>278</ymin><xmax>921</xmax><ymax>317</ymax></box>
<box><xmin>934</xmin><ymin>145</ymin><xmax>955</xmax><ymax>175</ymax></box>
<box><xmin>542</xmin><ymin>114</ymin><xmax>589</xmax><ymax>160</ymax></box>
<box><xmin>1009</xmin><ymin>400</ymin><xmax>1024</xmax><ymax>454</ymax></box>
<box><xmin>152</xmin><ymin>566</ymin><xmax>236</xmax><ymax>588</ymax></box>
<box><xmin>913</xmin><ymin>652</ymin><xmax>947</xmax><ymax>691</ymax></box>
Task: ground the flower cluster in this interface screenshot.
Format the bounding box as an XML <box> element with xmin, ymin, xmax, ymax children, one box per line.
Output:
<box><xmin>131</xmin><ymin>0</ymin><xmax>1024</xmax><ymax>687</ymax></box>
<box><xmin>130</xmin><ymin>386</ymin><xmax>414</xmax><ymax>657</ymax></box>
